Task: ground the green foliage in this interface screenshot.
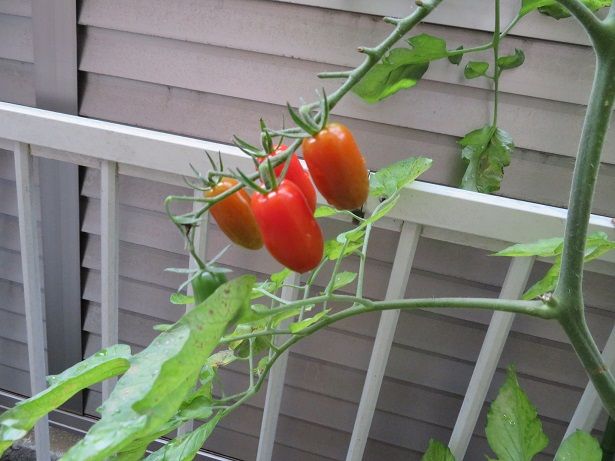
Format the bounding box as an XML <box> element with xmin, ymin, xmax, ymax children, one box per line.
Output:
<box><xmin>464</xmin><ymin>61</ymin><xmax>489</xmax><ymax>79</ymax></box>
<box><xmin>353</xmin><ymin>34</ymin><xmax>451</xmax><ymax>103</ymax></box>
<box><xmin>485</xmin><ymin>368</ymin><xmax>548</xmax><ymax>461</ymax></box>
<box><xmin>421</xmin><ymin>439</ymin><xmax>456</xmax><ymax>461</ymax></box>
<box><xmin>495</xmin><ymin>232</ymin><xmax>615</xmax><ymax>299</ymax></box>
<box><xmin>520</xmin><ymin>0</ymin><xmax>611</xmax><ymax>17</ymax></box>
<box><xmin>0</xmin><ymin>345</ymin><xmax>131</xmax><ymax>457</ymax></box>
<box><xmin>369</xmin><ymin>157</ymin><xmax>432</xmax><ymax>198</ymax></box>
<box><xmin>289</xmin><ymin>310</ymin><xmax>330</xmax><ymax>333</ymax></box>
<box><xmin>497</xmin><ymin>49</ymin><xmax>525</xmax><ymax>70</ymax></box>
<box><xmin>170</xmin><ymin>293</ymin><xmax>195</xmax><ymax>305</ymax></box>
<box><xmin>61</xmin><ymin>276</ymin><xmax>255</xmax><ymax>461</ymax></box>
<box><xmin>332</xmin><ymin>271</ymin><xmax>357</xmax><ymax>291</ymax></box>
<box><xmin>448</xmin><ymin>46</ymin><xmax>464</xmax><ymax>65</ymax></box>
<box><xmin>554</xmin><ymin>430</ymin><xmax>602</xmax><ymax>461</ymax></box>
<box><xmin>145</xmin><ymin>414</ymin><xmax>223</xmax><ymax>461</ymax></box>
<box><xmin>459</xmin><ymin>125</ymin><xmax>513</xmax><ymax>193</ymax></box>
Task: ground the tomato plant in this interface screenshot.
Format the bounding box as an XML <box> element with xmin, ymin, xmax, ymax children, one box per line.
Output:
<box><xmin>204</xmin><ymin>177</ymin><xmax>263</xmax><ymax>250</ymax></box>
<box><xmin>251</xmin><ymin>179</ymin><xmax>323</xmax><ymax>273</ymax></box>
<box><xmin>301</xmin><ymin>123</ymin><xmax>369</xmax><ymax>211</ymax></box>
<box><xmin>4</xmin><ymin>1</ymin><xmax>615</xmax><ymax>460</ymax></box>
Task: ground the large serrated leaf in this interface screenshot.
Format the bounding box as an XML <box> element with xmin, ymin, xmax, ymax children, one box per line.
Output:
<box><xmin>353</xmin><ymin>34</ymin><xmax>449</xmax><ymax>103</ymax></box>
<box><xmin>61</xmin><ymin>276</ymin><xmax>255</xmax><ymax>461</ymax></box>
<box><xmin>421</xmin><ymin>439</ymin><xmax>456</xmax><ymax>461</ymax></box>
<box><xmin>460</xmin><ymin>125</ymin><xmax>513</xmax><ymax>194</ymax></box>
<box><xmin>554</xmin><ymin>430</ymin><xmax>602</xmax><ymax>461</ymax></box>
<box><xmin>0</xmin><ymin>345</ymin><xmax>131</xmax><ymax>457</ymax></box>
<box><xmin>370</xmin><ymin>157</ymin><xmax>432</xmax><ymax>198</ymax></box>
<box><xmin>485</xmin><ymin>368</ymin><xmax>548</xmax><ymax>461</ymax></box>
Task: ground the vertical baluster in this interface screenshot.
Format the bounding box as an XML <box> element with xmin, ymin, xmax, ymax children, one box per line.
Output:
<box><xmin>346</xmin><ymin>222</ymin><xmax>422</xmax><ymax>461</ymax></box>
<box><xmin>14</xmin><ymin>142</ymin><xmax>51</xmax><ymax>460</ymax></box>
<box><xmin>101</xmin><ymin>160</ymin><xmax>119</xmax><ymax>400</ymax></box>
<box><xmin>256</xmin><ymin>272</ymin><xmax>301</xmax><ymax>461</ymax></box>
<box><xmin>448</xmin><ymin>256</ymin><xmax>535</xmax><ymax>460</ymax></box>
<box><xmin>565</xmin><ymin>325</ymin><xmax>615</xmax><ymax>437</ymax></box>
<box><xmin>177</xmin><ymin>192</ymin><xmax>209</xmax><ymax>437</ymax></box>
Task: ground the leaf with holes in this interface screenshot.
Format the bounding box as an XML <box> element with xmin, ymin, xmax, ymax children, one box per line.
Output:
<box><xmin>61</xmin><ymin>276</ymin><xmax>254</xmax><ymax>461</ymax></box>
<box><xmin>459</xmin><ymin>125</ymin><xmax>513</xmax><ymax>194</ymax></box>
<box><xmin>555</xmin><ymin>430</ymin><xmax>602</xmax><ymax>461</ymax></box>
<box><xmin>0</xmin><ymin>345</ymin><xmax>132</xmax><ymax>457</ymax></box>
<box><xmin>485</xmin><ymin>368</ymin><xmax>548</xmax><ymax>461</ymax></box>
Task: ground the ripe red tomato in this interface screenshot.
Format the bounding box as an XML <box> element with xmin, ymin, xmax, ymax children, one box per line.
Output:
<box><xmin>258</xmin><ymin>145</ymin><xmax>317</xmax><ymax>212</ymax></box>
<box><xmin>251</xmin><ymin>180</ymin><xmax>324</xmax><ymax>273</ymax></box>
<box><xmin>301</xmin><ymin>123</ymin><xmax>369</xmax><ymax>210</ymax></box>
<box><xmin>205</xmin><ymin>177</ymin><xmax>263</xmax><ymax>250</ymax></box>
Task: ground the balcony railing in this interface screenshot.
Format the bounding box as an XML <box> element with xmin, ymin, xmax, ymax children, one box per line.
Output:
<box><xmin>0</xmin><ymin>100</ymin><xmax>614</xmax><ymax>460</ymax></box>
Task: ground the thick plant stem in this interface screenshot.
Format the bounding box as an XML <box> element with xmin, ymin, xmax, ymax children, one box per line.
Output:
<box><xmin>554</xmin><ymin>56</ymin><xmax>615</xmax><ymax>304</ymax></box>
<box><xmin>560</xmin><ymin>310</ymin><xmax>615</xmax><ymax>418</ymax></box>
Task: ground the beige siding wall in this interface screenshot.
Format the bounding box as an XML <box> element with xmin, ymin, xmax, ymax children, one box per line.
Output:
<box><xmin>0</xmin><ymin>0</ymin><xmax>614</xmax><ymax>459</ymax></box>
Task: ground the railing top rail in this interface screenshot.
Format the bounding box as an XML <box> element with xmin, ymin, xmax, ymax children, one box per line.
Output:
<box><xmin>0</xmin><ymin>101</ymin><xmax>613</xmax><ymax>269</ymax></box>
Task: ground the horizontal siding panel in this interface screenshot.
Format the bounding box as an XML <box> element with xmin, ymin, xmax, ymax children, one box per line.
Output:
<box><xmin>0</xmin><ymin>58</ymin><xmax>35</xmax><ymax>105</ymax></box>
<box><xmin>79</xmin><ymin>74</ymin><xmax>615</xmax><ymax>215</ymax></box>
<box><xmin>0</xmin><ymin>13</ymin><xmax>32</xmax><ymax>62</ymax></box>
<box><xmin>273</xmin><ymin>0</ymin><xmax>593</xmax><ymax>46</ymax></box>
<box><xmin>78</xmin><ymin>0</ymin><xmax>597</xmax><ymax>107</ymax></box>
<box><xmin>78</xmin><ymin>26</ymin><xmax>615</xmax><ymax>165</ymax></box>
<box><xmin>0</xmin><ymin>0</ymin><xmax>31</xmax><ymax>17</ymax></box>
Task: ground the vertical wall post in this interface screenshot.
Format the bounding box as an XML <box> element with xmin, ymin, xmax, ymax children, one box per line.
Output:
<box><xmin>346</xmin><ymin>222</ymin><xmax>422</xmax><ymax>461</ymax></box>
<box><xmin>100</xmin><ymin>161</ymin><xmax>119</xmax><ymax>400</ymax></box>
<box><xmin>31</xmin><ymin>0</ymin><xmax>82</xmax><ymax>412</ymax></box>
<box><xmin>448</xmin><ymin>257</ymin><xmax>535</xmax><ymax>460</ymax></box>
<box><xmin>256</xmin><ymin>272</ymin><xmax>302</xmax><ymax>461</ymax></box>
<box><xmin>14</xmin><ymin>142</ymin><xmax>51</xmax><ymax>460</ymax></box>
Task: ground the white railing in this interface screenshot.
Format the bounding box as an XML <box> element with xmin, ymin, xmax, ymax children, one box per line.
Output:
<box><xmin>1</xmin><ymin>101</ymin><xmax>614</xmax><ymax>460</ymax></box>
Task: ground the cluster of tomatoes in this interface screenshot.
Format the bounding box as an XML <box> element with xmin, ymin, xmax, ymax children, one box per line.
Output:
<box><xmin>205</xmin><ymin>123</ymin><xmax>369</xmax><ymax>274</ymax></box>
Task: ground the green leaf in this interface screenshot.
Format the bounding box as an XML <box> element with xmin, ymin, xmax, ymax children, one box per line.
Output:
<box><xmin>0</xmin><ymin>345</ymin><xmax>132</xmax><ymax>457</ymax></box>
<box><xmin>367</xmin><ymin>194</ymin><xmax>400</xmax><ymax>223</ymax></box>
<box><xmin>325</xmin><ymin>237</ymin><xmax>364</xmax><ymax>261</ymax></box>
<box><xmin>145</xmin><ymin>413</ymin><xmax>223</xmax><ymax>461</ymax></box>
<box><xmin>289</xmin><ymin>310</ymin><xmax>329</xmax><ymax>333</ymax></box>
<box><xmin>497</xmin><ymin>49</ymin><xmax>525</xmax><ymax>70</ymax></box>
<box><xmin>170</xmin><ymin>293</ymin><xmax>195</xmax><ymax>305</ymax></box>
<box><xmin>61</xmin><ymin>276</ymin><xmax>255</xmax><ymax>461</ymax></box>
<box><xmin>352</xmin><ymin>51</ymin><xmax>428</xmax><ymax>103</ymax></box>
<box><xmin>522</xmin><ymin>255</ymin><xmax>561</xmax><ymax>300</ymax></box>
<box><xmin>332</xmin><ymin>272</ymin><xmax>357</xmax><ymax>291</ymax></box>
<box><xmin>353</xmin><ymin>33</ymin><xmax>449</xmax><ymax>103</ymax></box>
<box><xmin>495</xmin><ymin>232</ymin><xmax>615</xmax><ymax>299</ymax></box>
<box><xmin>421</xmin><ymin>439</ymin><xmax>456</xmax><ymax>461</ymax></box>
<box><xmin>270</xmin><ymin>267</ymin><xmax>292</xmax><ymax>285</ymax></box>
<box><xmin>554</xmin><ymin>430</ymin><xmax>602</xmax><ymax>461</ymax></box>
<box><xmin>459</xmin><ymin>125</ymin><xmax>513</xmax><ymax>194</ymax></box>
<box><xmin>153</xmin><ymin>324</ymin><xmax>173</xmax><ymax>332</ymax></box>
<box><xmin>521</xmin><ymin>0</ymin><xmax>610</xmax><ymax>17</ymax></box>
<box><xmin>485</xmin><ymin>368</ymin><xmax>548</xmax><ymax>461</ymax></box>
<box><xmin>369</xmin><ymin>157</ymin><xmax>433</xmax><ymax>198</ymax></box>
<box><xmin>494</xmin><ymin>237</ymin><xmax>564</xmax><ymax>258</ymax></box>
<box><xmin>448</xmin><ymin>46</ymin><xmax>464</xmax><ymax>65</ymax></box>
<box><xmin>315</xmin><ymin>205</ymin><xmax>341</xmax><ymax>218</ymax></box>
<box><xmin>206</xmin><ymin>349</ymin><xmax>237</xmax><ymax>368</ymax></box>
<box><xmin>464</xmin><ymin>61</ymin><xmax>489</xmax><ymax>79</ymax></box>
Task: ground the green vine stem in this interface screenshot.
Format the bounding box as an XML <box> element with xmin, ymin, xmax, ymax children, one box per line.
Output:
<box><xmin>552</xmin><ymin>0</ymin><xmax>615</xmax><ymax>417</ymax></box>
<box><xmin>492</xmin><ymin>0</ymin><xmax>501</xmax><ymax>126</ymax></box>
